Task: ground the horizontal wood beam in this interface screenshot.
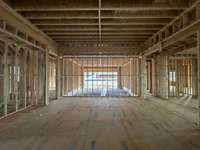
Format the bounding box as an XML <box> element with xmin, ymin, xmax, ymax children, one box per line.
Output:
<box><xmin>56</xmin><ymin>41</ymin><xmax>142</xmax><ymax>43</ymax></box>
<box><xmin>37</xmin><ymin>25</ymin><xmax>163</xmax><ymax>30</ymax></box>
<box><xmin>33</xmin><ymin>22</ymin><xmax>168</xmax><ymax>26</ymax></box>
<box><xmin>163</xmin><ymin>21</ymin><xmax>200</xmax><ymax>48</ymax></box>
<box><xmin>0</xmin><ymin>1</ymin><xmax>57</xmax><ymax>51</ymax></box>
<box><xmin>45</xmin><ymin>30</ymin><xmax>155</xmax><ymax>35</ymax></box>
<box><xmin>21</xmin><ymin>10</ymin><xmax>180</xmax><ymax>21</ymax></box>
<box><xmin>35</xmin><ymin>23</ymin><xmax>166</xmax><ymax>26</ymax></box>
<box><xmin>50</xmin><ymin>35</ymin><xmax>149</xmax><ymax>39</ymax></box>
<box><xmin>26</xmin><ymin>16</ymin><xmax>176</xmax><ymax>19</ymax></box>
<box><xmin>143</xmin><ymin>42</ymin><xmax>162</xmax><ymax>56</ymax></box>
<box><xmin>59</xmin><ymin>46</ymin><xmax>139</xmax><ymax>55</ymax></box>
<box><xmin>162</xmin><ymin>42</ymin><xmax>197</xmax><ymax>55</ymax></box>
<box><xmin>144</xmin><ymin>0</ymin><xmax>200</xmax><ymax>47</ymax></box>
<box><xmin>14</xmin><ymin>5</ymin><xmax>188</xmax><ymax>11</ymax></box>
<box><xmin>60</xmin><ymin>43</ymin><xmax>139</xmax><ymax>47</ymax></box>
<box><xmin>55</xmin><ymin>40</ymin><xmax>145</xmax><ymax>43</ymax></box>
<box><xmin>143</xmin><ymin>21</ymin><xmax>200</xmax><ymax>56</ymax></box>
<box><xmin>30</xmin><ymin>18</ymin><xmax>169</xmax><ymax>24</ymax></box>
<box><xmin>24</xmin><ymin>14</ymin><xmax>177</xmax><ymax>19</ymax></box>
<box><xmin>47</xmin><ymin>33</ymin><xmax>154</xmax><ymax>36</ymax></box>
<box><xmin>41</xmin><ymin>28</ymin><xmax>159</xmax><ymax>31</ymax></box>
<box><xmin>0</xmin><ymin>27</ymin><xmax>45</xmax><ymax>51</ymax></box>
<box><xmin>143</xmin><ymin>0</ymin><xmax>200</xmax><ymax>56</ymax></box>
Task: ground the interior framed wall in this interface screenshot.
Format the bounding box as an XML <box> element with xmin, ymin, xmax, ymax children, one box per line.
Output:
<box><xmin>62</xmin><ymin>56</ymin><xmax>140</xmax><ymax>97</ymax></box>
<box><xmin>0</xmin><ymin>40</ymin><xmax>46</xmax><ymax>118</ymax></box>
<box><xmin>168</xmin><ymin>56</ymin><xmax>197</xmax><ymax>98</ymax></box>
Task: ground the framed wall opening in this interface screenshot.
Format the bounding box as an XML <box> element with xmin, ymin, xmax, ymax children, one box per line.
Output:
<box><xmin>62</xmin><ymin>56</ymin><xmax>139</xmax><ymax>97</ymax></box>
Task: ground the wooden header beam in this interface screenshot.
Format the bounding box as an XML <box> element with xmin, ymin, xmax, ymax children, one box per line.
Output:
<box><xmin>0</xmin><ymin>1</ymin><xmax>57</xmax><ymax>52</ymax></box>
<box><xmin>37</xmin><ymin>24</ymin><xmax>162</xmax><ymax>30</ymax></box>
<box><xmin>143</xmin><ymin>0</ymin><xmax>200</xmax><ymax>56</ymax></box>
<box><xmin>31</xmin><ymin>18</ymin><xmax>170</xmax><ymax>25</ymax></box>
<box><xmin>60</xmin><ymin>46</ymin><xmax>139</xmax><ymax>55</ymax></box>
<box><xmin>22</xmin><ymin>10</ymin><xmax>179</xmax><ymax>19</ymax></box>
<box><xmin>46</xmin><ymin>31</ymin><xmax>155</xmax><ymax>35</ymax></box>
<box><xmin>14</xmin><ymin>4</ymin><xmax>188</xmax><ymax>11</ymax></box>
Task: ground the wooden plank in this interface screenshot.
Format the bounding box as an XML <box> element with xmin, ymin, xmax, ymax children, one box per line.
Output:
<box><xmin>0</xmin><ymin>97</ymin><xmax>199</xmax><ymax>149</ymax></box>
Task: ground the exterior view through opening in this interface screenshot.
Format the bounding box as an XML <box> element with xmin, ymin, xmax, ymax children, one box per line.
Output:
<box><xmin>62</xmin><ymin>56</ymin><xmax>140</xmax><ymax>97</ymax></box>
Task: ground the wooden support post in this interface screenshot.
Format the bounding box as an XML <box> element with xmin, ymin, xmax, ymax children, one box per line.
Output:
<box><xmin>147</xmin><ymin>61</ymin><xmax>151</xmax><ymax>92</ymax></box>
<box><xmin>180</xmin><ymin>59</ymin><xmax>184</xmax><ymax>96</ymax></box>
<box><xmin>72</xmin><ymin>60</ymin><xmax>74</xmax><ymax>95</ymax></box>
<box><xmin>177</xmin><ymin>60</ymin><xmax>181</xmax><ymax>96</ymax></box>
<box><xmin>14</xmin><ymin>47</ymin><xmax>20</xmax><ymax>111</ymax></box>
<box><xmin>33</xmin><ymin>50</ymin><xmax>38</xmax><ymax>105</ymax></box>
<box><xmin>81</xmin><ymin>65</ymin><xmax>84</xmax><ymax>90</ymax></box>
<box><xmin>56</xmin><ymin>56</ymin><xmax>61</xmax><ymax>99</ymax></box>
<box><xmin>23</xmin><ymin>49</ymin><xmax>27</xmax><ymax>107</ymax></box>
<box><xmin>152</xmin><ymin>55</ymin><xmax>157</xmax><ymax>96</ymax></box>
<box><xmin>132</xmin><ymin>59</ymin><xmax>136</xmax><ymax>95</ymax></box>
<box><xmin>45</xmin><ymin>49</ymin><xmax>49</xmax><ymax>105</ymax></box>
<box><xmin>129</xmin><ymin>61</ymin><xmax>132</xmax><ymax>95</ymax></box>
<box><xmin>140</xmin><ymin>57</ymin><xmax>147</xmax><ymax>98</ymax></box>
<box><xmin>118</xmin><ymin>67</ymin><xmax>122</xmax><ymax>89</ymax></box>
<box><xmin>192</xmin><ymin>58</ymin><xmax>198</xmax><ymax>98</ymax></box>
<box><xmin>30</xmin><ymin>49</ymin><xmax>36</xmax><ymax>105</ymax></box>
<box><xmin>3</xmin><ymin>42</ymin><xmax>8</xmax><ymax>115</ymax></box>
<box><xmin>155</xmin><ymin>54</ymin><xmax>168</xmax><ymax>99</ymax></box>
<box><xmin>162</xmin><ymin>55</ymin><xmax>169</xmax><ymax>99</ymax></box>
<box><xmin>136</xmin><ymin>59</ymin><xmax>139</xmax><ymax>96</ymax></box>
<box><xmin>136</xmin><ymin>58</ymin><xmax>140</xmax><ymax>96</ymax></box>
<box><xmin>197</xmin><ymin>30</ymin><xmax>200</xmax><ymax>127</ymax></box>
<box><xmin>61</xmin><ymin>59</ymin><xmax>65</xmax><ymax>96</ymax></box>
<box><xmin>175</xmin><ymin>59</ymin><xmax>179</xmax><ymax>97</ymax></box>
<box><xmin>156</xmin><ymin>55</ymin><xmax>161</xmax><ymax>96</ymax></box>
<box><xmin>196</xmin><ymin>3</ymin><xmax>200</xmax><ymax>20</ymax></box>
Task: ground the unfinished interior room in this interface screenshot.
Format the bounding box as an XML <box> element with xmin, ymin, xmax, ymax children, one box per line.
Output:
<box><xmin>0</xmin><ymin>0</ymin><xmax>200</xmax><ymax>149</ymax></box>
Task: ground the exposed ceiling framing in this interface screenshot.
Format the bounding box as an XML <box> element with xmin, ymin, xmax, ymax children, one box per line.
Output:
<box><xmin>3</xmin><ymin>0</ymin><xmax>197</xmax><ymax>55</ymax></box>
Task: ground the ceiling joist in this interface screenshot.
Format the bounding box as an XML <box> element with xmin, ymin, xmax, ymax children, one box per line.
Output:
<box><xmin>13</xmin><ymin>5</ymin><xmax>188</xmax><ymax>11</ymax></box>
<box><xmin>2</xmin><ymin>0</ymin><xmax>195</xmax><ymax>55</ymax></box>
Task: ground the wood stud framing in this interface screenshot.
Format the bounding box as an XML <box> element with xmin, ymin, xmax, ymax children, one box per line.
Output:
<box><xmin>0</xmin><ymin>0</ymin><xmax>200</xmax><ymax>126</ymax></box>
<box><xmin>0</xmin><ymin>40</ymin><xmax>50</xmax><ymax>119</ymax></box>
<box><xmin>2</xmin><ymin>0</ymin><xmax>194</xmax><ymax>55</ymax></box>
<box><xmin>197</xmin><ymin>30</ymin><xmax>200</xmax><ymax>127</ymax></box>
<box><xmin>144</xmin><ymin>0</ymin><xmax>200</xmax><ymax>55</ymax></box>
<box><xmin>0</xmin><ymin>19</ymin><xmax>47</xmax><ymax>51</ymax></box>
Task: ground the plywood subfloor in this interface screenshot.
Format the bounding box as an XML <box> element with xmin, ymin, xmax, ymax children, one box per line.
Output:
<box><xmin>0</xmin><ymin>97</ymin><xmax>200</xmax><ymax>150</ymax></box>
